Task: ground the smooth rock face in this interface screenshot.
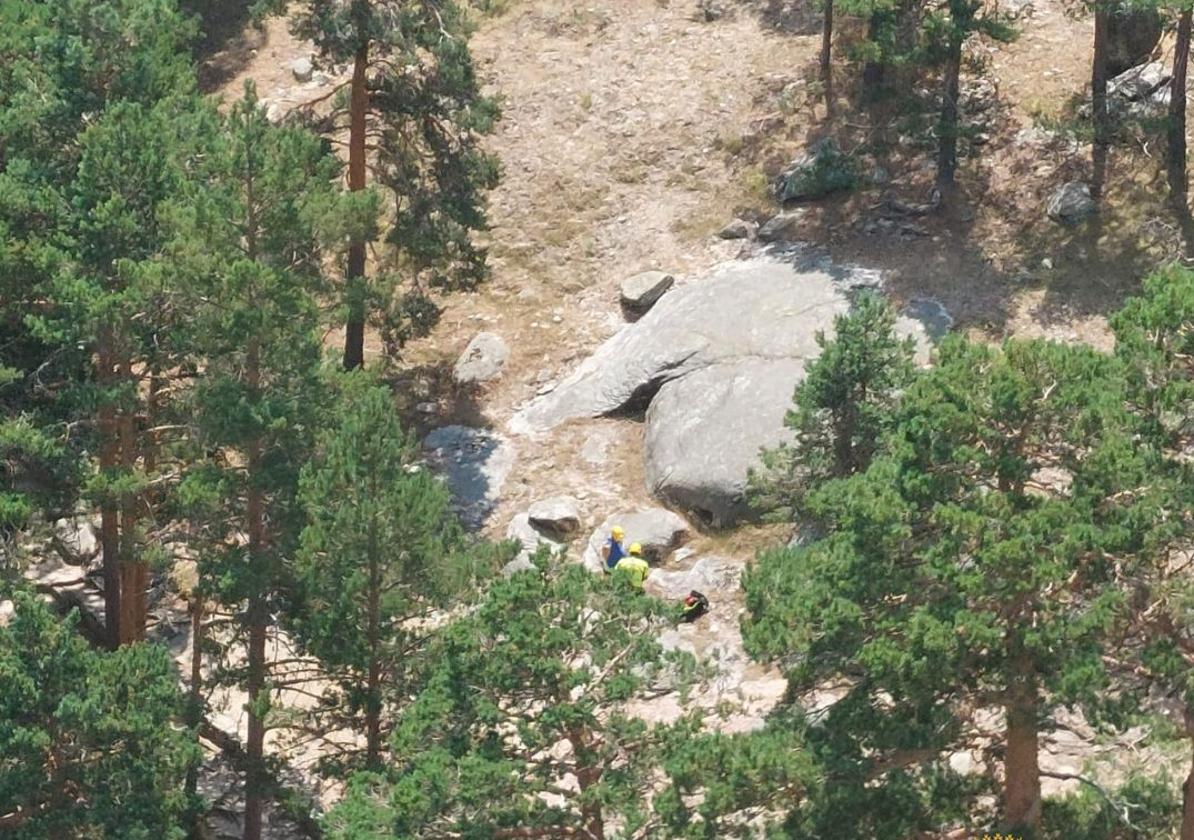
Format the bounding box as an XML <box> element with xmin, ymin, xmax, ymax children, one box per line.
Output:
<box><xmin>53</xmin><ymin>516</ymin><xmax>99</xmax><ymax>564</ymax></box>
<box><xmin>527</xmin><ymin>495</ymin><xmax>582</xmax><ymax>537</ymax></box>
<box><xmin>620</xmin><ymin>270</ymin><xmax>675</xmax><ymax>313</ymax></box>
<box><xmin>643</xmin><ymin>556</ymin><xmax>742</xmax><ymax>600</ymax></box>
<box><xmin>422</xmin><ymin>426</ymin><xmax>515</xmax><ymax>529</ymax></box>
<box><xmin>453</xmin><ymin>332</ymin><xmax>509</xmax><ymax>384</ymax></box>
<box><xmin>289</xmin><ymin>57</ymin><xmax>314</xmax><ymax>82</ymax></box>
<box><xmin>511</xmin><ymin>253</ymin><xmax>939</xmax><ymax>526</ymax></box>
<box><xmin>580</xmin><ymin>509</ymin><xmax>691</xmax><ymax>573</ymax></box>
<box><xmin>645</xmin><ymin>359</ymin><xmax>806</xmax><ymax>525</ymax></box>
<box><xmin>1046</xmin><ymin>182</ymin><xmax>1096</xmax><ymax>225</ymax></box>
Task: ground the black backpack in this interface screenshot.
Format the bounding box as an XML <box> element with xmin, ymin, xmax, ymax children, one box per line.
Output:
<box><xmin>681</xmin><ymin>590</ymin><xmax>709</xmax><ymax>622</ymax></box>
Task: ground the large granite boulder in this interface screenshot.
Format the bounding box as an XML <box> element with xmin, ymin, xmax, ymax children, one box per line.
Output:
<box><xmin>643</xmin><ymin>556</ymin><xmax>742</xmax><ymax>600</ymax></box>
<box><xmin>511</xmin><ymin>252</ymin><xmax>938</xmax><ymax>526</ymax></box>
<box><xmin>1106</xmin><ymin>8</ymin><xmax>1163</xmax><ymax>77</ymax></box>
<box><xmin>580</xmin><ymin>509</ymin><xmax>691</xmax><ymax>573</ymax></box>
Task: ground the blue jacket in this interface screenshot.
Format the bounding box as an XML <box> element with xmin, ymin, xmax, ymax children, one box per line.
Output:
<box><xmin>604</xmin><ymin>538</ymin><xmax>627</xmax><ymax>569</ymax></box>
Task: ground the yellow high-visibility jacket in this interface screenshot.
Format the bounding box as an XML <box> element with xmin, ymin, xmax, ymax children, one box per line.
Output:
<box><xmin>614</xmin><ymin>555</ymin><xmax>650</xmax><ymax>589</ymax></box>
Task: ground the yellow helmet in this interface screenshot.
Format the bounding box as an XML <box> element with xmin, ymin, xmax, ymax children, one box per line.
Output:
<box><xmin>628</xmin><ymin>542</ymin><xmax>643</xmax><ymax>556</ymax></box>
<box><xmin>612</xmin><ymin>526</ymin><xmax>625</xmax><ymax>539</ymax></box>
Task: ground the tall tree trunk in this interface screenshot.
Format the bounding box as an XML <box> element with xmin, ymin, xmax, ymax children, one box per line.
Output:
<box><xmin>365</xmin><ymin>517</ymin><xmax>382</xmax><ymax>768</ymax></box>
<box><xmin>820</xmin><ymin>0</ymin><xmax>834</xmax><ymax>115</ymax></box>
<box><xmin>862</xmin><ymin>13</ymin><xmax>885</xmax><ymax>97</ymax></box>
<box><xmin>243</xmin><ymin>340</ymin><xmax>267</xmax><ymax>840</ymax></box>
<box><xmin>1004</xmin><ymin>642</ymin><xmax>1041</xmax><ymax>833</ymax></box>
<box><xmin>117</xmin><ymin>361</ymin><xmax>143</xmax><ymax>644</ymax></box>
<box><xmin>1091</xmin><ymin>5</ymin><xmax>1111</xmax><ymax>202</ymax></box>
<box><xmin>343</xmin><ymin>43</ymin><xmax>370</xmax><ymax>371</ymax></box>
<box><xmin>937</xmin><ymin>33</ymin><xmax>963</xmax><ymax>187</ymax></box>
<box><xmin>97</xmin><ymin>325</ymin><xmax>122</xmax><ymax>650</ymax></box>
<box><xmin>1170</xmin><ymin>9</ymin><xmax>1191</xmax><ymax>208</ymax></box>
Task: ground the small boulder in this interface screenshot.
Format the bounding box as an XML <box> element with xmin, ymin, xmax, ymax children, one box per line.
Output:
<box><xmin>527</xmin><ymin>495</ymin><xmax>582</xmax><ymax>538</ymax></box>
<box><xmin>773</xmin><ymin>138</ymin><xmax>857</xmax><ymax>203</ymax></box>
<box><xmin>757</xmin><ymin>211</ymin><xmax>806</xmax><ymax>243</ymax></box>
<box><xmin>620</xmin><ymin>271</ymin><xmax>675</xmax><ymax>314</ymax></box>
<box><xmin>580</xmin><ymin>509</ymin><xmax>691</xmax><ymax>573</ymax></box>
<box><xmin>1046</xmin><ymin>182</ymin><xmax>1096</xmax><ymax>225</ymax></box>
<box><xmin>717</xmin><ymin>219</ymin><xmax>755</xmax><ymax>240</ymax></box>
<box><xmin>289</xmin><ymin>57</ymin><xmax>315</xmax><ymax>83</ymax></box>
<box><xmin>53</xmin><ymin>516</ymin><xmax>99</xmax><ymax>564</ymax></box>
<box><xmin>453</xmin><ymin>332</ymin><xmax>509</xmax><ymax>385</ymax></box>
<box><xmin>1109</xmin><ymin>60</ymin><xmax>1169</xmax><ymax>103</ymax></box>
<box><xmin>501</xmin><ymin>555</ymin><xmax>538</xmax><ymax>577</ymax></box>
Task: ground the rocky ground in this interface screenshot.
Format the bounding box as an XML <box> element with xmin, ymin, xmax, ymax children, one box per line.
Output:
<box><xmin>19</xmin><ymin>0</ymin><xmax>1190</xmax><ymax>831</ymax></box>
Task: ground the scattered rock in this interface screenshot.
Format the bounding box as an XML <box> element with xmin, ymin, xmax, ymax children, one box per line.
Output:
<box><xmin>867</xmin><ymin>164</ymin><xmax>891</xmax><ymax>186</ymax></box>
<box><xmin>960</xmin><ymin>77</ymin><xmax>998</xmax><ymax>114</ymax></box>
<box><xmin>263</xmin><ymin>100</ymin><xmax>287</xmax><ymax>124</ymax></box>
<box><xmin>1045</xmin><ymin>182</ymin><xmax>1096</xmax><ymax>225</ymax></box>
<box><xmin>422</xmin><ymin>426</ymin><xmax>516</xmax><ymax>529</ymax></box>
<box><xmin>756</xmin><ymin>211</ymin><xmax>806</xmax><ymax>243</ymax></box>
<box><xmin>289</xmin><ymin>56</ymin><xmax>314</xmax><ymax>83</ymax></box>
<box><xmin>511</xmin><ymin>254</ymin><xmax>942</xmax><ymax>526</ymax></box>
<box><xmin>900</xmin><ymin>298</ymin><xmax>954</xmax><ymax>343</ymax></box>
<box><xmin>620</xmin><ymin>270</ymin><xmax>675</xmax><ymax>314</ymax></box>
<box><xmin>527</xmin><ymin>495</ymin><xmax>582</xmax><ymax>537</ymax></box>
<box><xmin>717</xmin><ymin>218</ymin><xmax>755</xmax><ymax>240</ymax></box>
<box><xmin>580</xmin><ymin>509</ymin><xmax>691</xmax><ymax>572</ymax></box>
<box><xmin>501</xmin><ymin>555</ymin><xmax>538</xmax><ymax>577</ymax></box>
<box><xmin>505</xmin><ymin>513</ymin><xmax>564</xmax><ymax>570</ymax></box>
<box><xmin>53</xmin><ymin>516</ymin><xmax>99</xmax><ymax>564</ymax></box>
<box><xmin>773</xmin><ymin>138</ymin><xmax>857</xmax><ymax>203</ymax></box>
<box><xmin>453</xmin><ymin>332</ymin><xmax>509</xmax><ymax>385</ymax></box>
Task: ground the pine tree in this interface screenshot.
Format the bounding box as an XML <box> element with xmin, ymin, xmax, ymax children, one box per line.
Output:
<box><xmin>749</xmin><ymin>292</ymin><xmax>916</xmax><ymax>525</ymax></box>
<box><xmin>0</xmin><ymin>592</ymin><xmax>198</xmax><ymax>837</ymax></box>
<box><xmin>293</xmin><ymin>372</ymin><xmax>481</xmax><ymax>769</ymax></box>
<box><xmin>744</xmin><ymin>336</ymin><xmax>1166</xmax><ymax>836</ymax></box>
<box><xmin>323</xmin><ymin>557</ymin><xmax>701</xmax><ymax>839</ymax></box>
<box><xmin>169</xmin><ymin>88</ymin><xmax>338</xmax><ymax>840</ymax></box>
<box><xmin>925</xmin><ymin>0</ymin><xmax>1014</xmax><ymax>186</ymax></box>
<box><xmin>1110</xmin><ymin>267</ymin><xmax>1194</xmax><ymax>838</ymax></box>
<box><xmin>282</xmin><ymin>0</ymin><xmax>500</xmax><ymax>369</ymax></box>
<box><xmin>0</xmin><ymin>0</ymin><xmax>199</xmax><ymax>647</ymax></box>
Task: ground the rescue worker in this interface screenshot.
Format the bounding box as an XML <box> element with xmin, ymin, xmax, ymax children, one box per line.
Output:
<box><xmin>614</xmin><ymin>542</ymin><xmax>650</xmax><ymax>590</ymax></box>
<box><xmin>601</xmin><ymin>525</ymin><xmax>628</xmax><ymax>571</ymax></box>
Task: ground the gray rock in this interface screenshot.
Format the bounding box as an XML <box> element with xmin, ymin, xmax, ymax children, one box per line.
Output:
<box><xmin>757</xmin><ymin>212</ymin><xmax>805</xmax><ymax>243</ymax></box>
<box><xmin>501</xmin><ymin>555</ymin><xmax>538</xmax><ymax>577</ymax></box>
<box><xmin>289</xmin><ymin>56</ymin><xmax>314</xmax><ymax>83</ymax></box>
<box><xmin>506</xmin><ymin>512</ymin><xmax>565</xmax><ymax>561</ymax></box>
<box><xmin>527</xmin><ymin>495</ymin><xmax>582</xmax><ymax>537</ymax></box>
<box><xmin>1107</xmin><ymin>9</ymin><xmax>1163</xmax><ymax>77</ymax></box>
<box><xmin>580</xmin><ymin>509</ymin><xmax>691</xmax><ymax>573</ymax></box>
<box><xmin>620</xmin><ymin>271</ymin><xmax>675</xmax><ymax>314</ymax></box>
<box><xmin>453</xmin><ymin>332</ymin><xmax>509</xmax><ymax>385</ymax></box>
<box><xmin>643</xmin><ymin>556</ymin><xmax>742</xmax><ymax>599</ymax></box>
<box><xmin>1109</xmin><ymin>60</ymin><xmax>1170</xmax><ymax>102</ymax></box>
<box><xmin>422</xmin><ymin>426</ymin><xmax>515</xmax><ymax>529</ymax></box>
<box><xmin>900</xmin><ymin>298</ymin><xmax>953</xmax><ymax>344</ymax></box>
<box><xmin>53</xmin><ymin>516</ymin><xmax>99</xmax><ymax>564</ymax></box>
<box><xmin>1046</xmin><ymin>182</ymin><xmax>1096</xmax><ymax>225</ymax></box>
<box><xmin>773</xmin><ymin>138</ymin><xmax>857</xmax><ymax>203</ymax></box>
<box><xmin>645</xmin><ymin>359</ymin><xmax>805</xmax><ymax>526</ymax></box>
<box><xmin>263</xmin><ymin>100</ymin><xmax>287</xmax><ymax>124</ymax></box>
<box><xmin>511</xmin><ymin>255</ymin><xmax>941</xmax><ymax>526</ymax></box>
<box><xmin>717</xmin><ymin>218</ymin><xmax>755</xmax><ymax>240</ymax></box>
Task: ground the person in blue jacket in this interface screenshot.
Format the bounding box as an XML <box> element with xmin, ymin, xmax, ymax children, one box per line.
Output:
<box><xmin>601</xmin><ymin>525</ymin><xmax>627</xmax><ymax>571</ymax></box>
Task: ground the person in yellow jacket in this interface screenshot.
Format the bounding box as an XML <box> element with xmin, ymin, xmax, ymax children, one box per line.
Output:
<box><xmin>614</xmin><ymin>542</ymin><xmax>650</xmax><ymax>590</ymax></box>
